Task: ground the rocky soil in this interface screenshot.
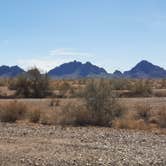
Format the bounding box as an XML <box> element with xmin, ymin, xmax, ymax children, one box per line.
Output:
<box><xmin>0</xmin><ymin>123</ymin><xmax>165</xmax><ymax>166</ymax></box>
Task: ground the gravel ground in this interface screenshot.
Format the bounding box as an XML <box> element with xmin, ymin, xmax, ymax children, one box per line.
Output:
<box><xmin>0</xmin><ymin>123</ymin><xmax>165</xmax><ymax>166</ymax></box>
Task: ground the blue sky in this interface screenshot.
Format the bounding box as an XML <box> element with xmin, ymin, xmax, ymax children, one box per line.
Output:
<box><xmin>0</xmin><ymin>0</ymin><xmax>166</xmax><ymax>72</ymax></box>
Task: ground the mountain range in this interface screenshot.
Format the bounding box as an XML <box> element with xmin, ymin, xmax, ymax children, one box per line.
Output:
<box><xmin>0</xmin><ymin>65</ymin><xmax>24</xmax><ymax>77</ymax></box>
<box><xmin>0</xmin><ymin>60</ymin><xmax>166</xmax><ymax>78</ymax></box>
<box><xmin>48</xmin><ymin>60</ymin><xmax>107</xmax><ymax>78</ymax></box>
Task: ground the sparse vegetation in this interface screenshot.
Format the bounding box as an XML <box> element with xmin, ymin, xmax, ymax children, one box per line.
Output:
<box><xmin>134</xmin><ymin>102</ymin><xmax>151</xmax><ymax>122</ymax></box>
<box><xmin>28</xmin><ymin>109</ymin><xmax>41</xmax><ymax>123</ymax></box>
<box><xmin>15</xmin><ymin>68</ymin><xmax>51</xmax><ymax>98</ymax></box>
<box><xmin>59</xmin><ymin>103</ymin><xmax>90</xmax><ymax>126</ymax></box>
<box><xmin>0</xmin><ymin>78</ymin><xmax>165</xmax><ymax>133</ymax></box>
<box><xmin>131</xmin><ymin>79</ymin><xmax>152</xmax><ymax>97</ymax></box>
<box><xmin>110</xmin><ymin>78</ymin><xmax>131</xmax><ymax>90</ymax></box>
<box><xmin>0</xmin><ymin>101</ymin><xmax>27</xmax><ymax>122</ymax></box>
<box><xmin>157</xmin><ymin>107</ymin><xmax>166</xmax><ymax>128</ymax></box>
<box><xmin>83</xmin><ymin>79</ymin><xmax>124</xmax><ymax>126</ymax></box>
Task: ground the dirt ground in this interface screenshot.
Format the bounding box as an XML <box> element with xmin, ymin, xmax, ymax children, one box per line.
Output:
<box><xmin>0</xmin><ymin>97</ymin><xmax>166</xmax><ymax>112</ymax></box>
<box><xmin>0</xmin><ymin>123</ymin><xmax>166</xmax><ymax>166</ymax></box>
<box><xmin>0</xmin><ymin>98</ymin><xmax>166</xmax><ymax>165</ymax></box>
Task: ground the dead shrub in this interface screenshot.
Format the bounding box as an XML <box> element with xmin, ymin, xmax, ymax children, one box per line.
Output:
<box><xmin>131</xmin><ymin>80</ymin><xmax>152</xmax><ymax>97</ymax></box>
<box><xmin>113</xmin><ymin>109</ymin><xmax>152</xmax><ymax>130</ymax></box>
<box><xmin>134</xmin><ymin>102</ymin><xmax>151</xmax><ymax>122</ymax></box>
<box><xmin>110</xmin><ymin>79</ymin><xmax>131</xmax><ymax>90</ymax></box>
<box><xmin>157</xmin><ymin>107</ymin><xmax>166</xmax><ymax>128</ymax></box>
<box><xmin>113</xmin><ymin>118</ymin><xmax>148</xmax><ymax>130</ymax></box>
<box><xmin>0</xmin><ymin>101</ymin><xmax>27</xmax><ymax>123</ymax></box>
<box><xmin>49</xmin><ymin>98</ymin><xmax>60</xmax><ymax>107</ymax></box>
<box><xmin>40</xmin><ymin>111</ymin><xmax>56</xmax><ymax>125</ymax></box>
<box><xmin>59</xmin><ymin>103</ymin><xmax>90</xmax><ymax>126</ymax></box>
<box><xmin>58</xmin><ymin>81</ymin><xmax>71</xmax><ymax>98</ymax></box>
<box><xmin>28</xmin><ymin>109</ymin><xmax>41</xmax><ymax>123</ymax></box>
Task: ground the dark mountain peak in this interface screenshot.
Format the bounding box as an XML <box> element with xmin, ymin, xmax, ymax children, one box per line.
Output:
<box><xmin>48</xmin><ymin>61</ymin><xmax>107</xmax><ymax>78</ymax></box>
<box><xmin>113</xmin><ymin>70</ymin><xmax>122</xmax><ymax>75</ymax></box>
<box><xmin>0</xmin><ymin>65</ymin><xmax>24</xmax><ymax>77</ymax></box>
<box><xmin>124</xmin><ymin>60</ymin><xmax>166</xmax><ymax>78</ymax></box>
<box><xmin>85</xmin><ymin>61</ymin><xmax>92</xmax><ymax>65</ymax></box>
<box><xmin>10</xmin><ymin>65</ymin><xmax>20</xmax><ymax>68</ymax></box>
<box><xmin>138</xmin><ymin>60</ymin><xmax>151</xmax><ymax>65</ymax></box>
<box><xmin>113</xmin><ymin>70</ymin><xmax>123</xmax><ymax>78</ymax></box>
<box><xmin>132</xmin><ymin>60</ymin><xmax>154</xmax><ymax>70</ymax></box>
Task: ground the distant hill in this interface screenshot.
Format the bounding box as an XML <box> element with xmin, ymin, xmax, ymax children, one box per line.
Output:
<box><xmin>113</xmin><ymin>70</ymin><xmax>123</xmax><ymax>78</ymax></box>
<box><xmin>0</xmin><ymin>60</ymin><xmax>166</xmax><ymax>78</ymax></box>
<box><xmin>48</xmin><ymin>60</ymin><xmax>107</xmax><ymax>78</ymax></box>
<box><xmin>0</xmin><ymin>65</ymin><xmax>24</xmax><ymax>77</ymax></box>
<box><xmin>123</xmin><ymin>60</ymin><xmax>166</xmax><ymax>78</ymax></box>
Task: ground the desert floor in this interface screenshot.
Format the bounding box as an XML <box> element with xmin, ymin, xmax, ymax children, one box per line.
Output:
<box><xmin>0</xmin><ymin>98</ymin><xmax>166</xmax><ymax>165</ymax></box>
<box><xmin>0</xmin><ymin>123</ymin><xmax>166</xmax><ymax>166</ymax></box>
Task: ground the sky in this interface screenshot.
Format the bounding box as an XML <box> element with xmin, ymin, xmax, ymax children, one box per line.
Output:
<box><xmin>0</xmin><ymin>0</ymin><xmax>166</xmax><ymax>73</ymax></box>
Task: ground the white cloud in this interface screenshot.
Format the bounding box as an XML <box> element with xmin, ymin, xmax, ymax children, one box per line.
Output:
<box><xmin>49</xmin><ymin>48</ymin><xmax>93</xmax><ymax>57</ymax></box>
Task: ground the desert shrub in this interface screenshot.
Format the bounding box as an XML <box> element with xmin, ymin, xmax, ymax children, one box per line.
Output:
<box><xmin>134</xmin><ymin>102</ymin><xmax>151</xmax><ymax>122</ymax></box>
<box><xmin>131</xmin><ymin>80</ymin><xmax>152</xmax><ymax>97</ymax></box>
<box><xmin>15</xmin><ymin>68</ymin><xmax>51</xmax><ymax>98</ymax></box>
<box><xmin>0</xmin><ymin>101</ymin><xmax>27</xmax><ymax>122</ymax></box>
<box><xmin>28</xmin><ymin>109</ymin><xmax>41</xmax><ymax>123</ymax></box>
<box><xmin>58</xmin><ymin>81</ymin><xmax>71</xmax><ymax>97</ymax></box>
<box><xmin>0</xmin><ymin>78</ymin><xmax>9</xmax><ymax>87</ymax></box>
<box><xmin>8</xmin><ymin>78</ymin><xmax>17</xmax><ymax>90</ymax></box>
<box><xmin>110</xmin><ymin>79</ymin><xmax>131</xmax><ymax>90</ymax></box>
<box><xmin>157</xmin><ymin>107</ymin><xmax>166</xmax><ymax>128</ymax></box>
<box><xmin>160</xmin><ymin>79</ymin><xmax>166</xmax><ymax>89</ymax></box>
<box><xmin>83</xmin><ymin>79</ymin><xmax>124</xmax><ymax>126</ymax></box>
<box><xmin>112</xmin><ymin>109</ymin><xmax>157</xmax><ymax>130</ymax></box>
<box><xmin>49</xmin><ymin>98</ymin><xmax>60</xmax><ymax>107</ymax></box>
<box><xmin>153</xmin><ymin>89</ymin><xmax>166</xmax><ymax>97</ymax></box>
<box><xmin>40</xmin><ymin>112</ymin><xmax>56</xmax><ymax>125</ymax></box>
<box><xmin>59</xmin><ymin>103</ymin><xmax>90</xmax><ymax>126</ymax></box>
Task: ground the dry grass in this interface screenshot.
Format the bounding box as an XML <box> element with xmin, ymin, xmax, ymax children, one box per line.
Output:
<box><xmin>28</xmin><ymin>109</ymin><xmax>41</xmax><ymax>123</ymax></box>
<box><xmin>134</xmin><ymin>102</ymin><xmax>151</xmax><ymax>122</ymax></box>
<box><xmin>156</xmin><ymin>107</ymin><xmax>166</xmax><ymax>128</ymax></box>
<box><xmin>57</xmin><ymin>103</ymin><xmax>91</xmax><ymax>126</ymax></box>
<box><xmin>0</xmin><ymin>101</ymin><xmax>27</xmax><ymax>122</ymax></box>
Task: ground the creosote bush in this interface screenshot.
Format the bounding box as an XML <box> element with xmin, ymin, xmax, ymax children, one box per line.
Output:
<box><xmin>0</xmin><ymin>101</ymin><xmax>27</xmax><ymax>123</ymax></box>
<box><xmin>83</xmin><ymin>79</ymin><xmax>124</xmax><ymax>126</ymax></box>
<box><xmin>131</xmin><ymin>80</ymin><xmax>152</xmax><ymax>97</ymax></box>
<box><xmin>15</xmin><ymin>68</ymin><xmax>51</xmax><ymax>98</ymax></box>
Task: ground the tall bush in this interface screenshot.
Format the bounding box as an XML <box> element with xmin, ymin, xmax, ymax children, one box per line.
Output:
<box><xmin>15</xmin><ymin>68</ymin><xmax>51</xmax><ymax>98</ymax></box>
<box><xmin>83</xmin><ymin>79</ymin><xmax>123</xmax><ymax>126</ymax></box>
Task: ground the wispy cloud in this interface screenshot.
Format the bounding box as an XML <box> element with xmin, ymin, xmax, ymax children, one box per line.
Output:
<box><xmin>49</xmin><ymin>48</ymin><xmax>93</xmax><ymax>57</ymax></box>
<box><xmin>17</xmin><ymin>58</ymin><xmax>65</xmax><ymax>72</ymax></box>
<box><xmin>17</xmin><ymin>48</ymin><xmax>94</xmax><ymax>72</ymax></box>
